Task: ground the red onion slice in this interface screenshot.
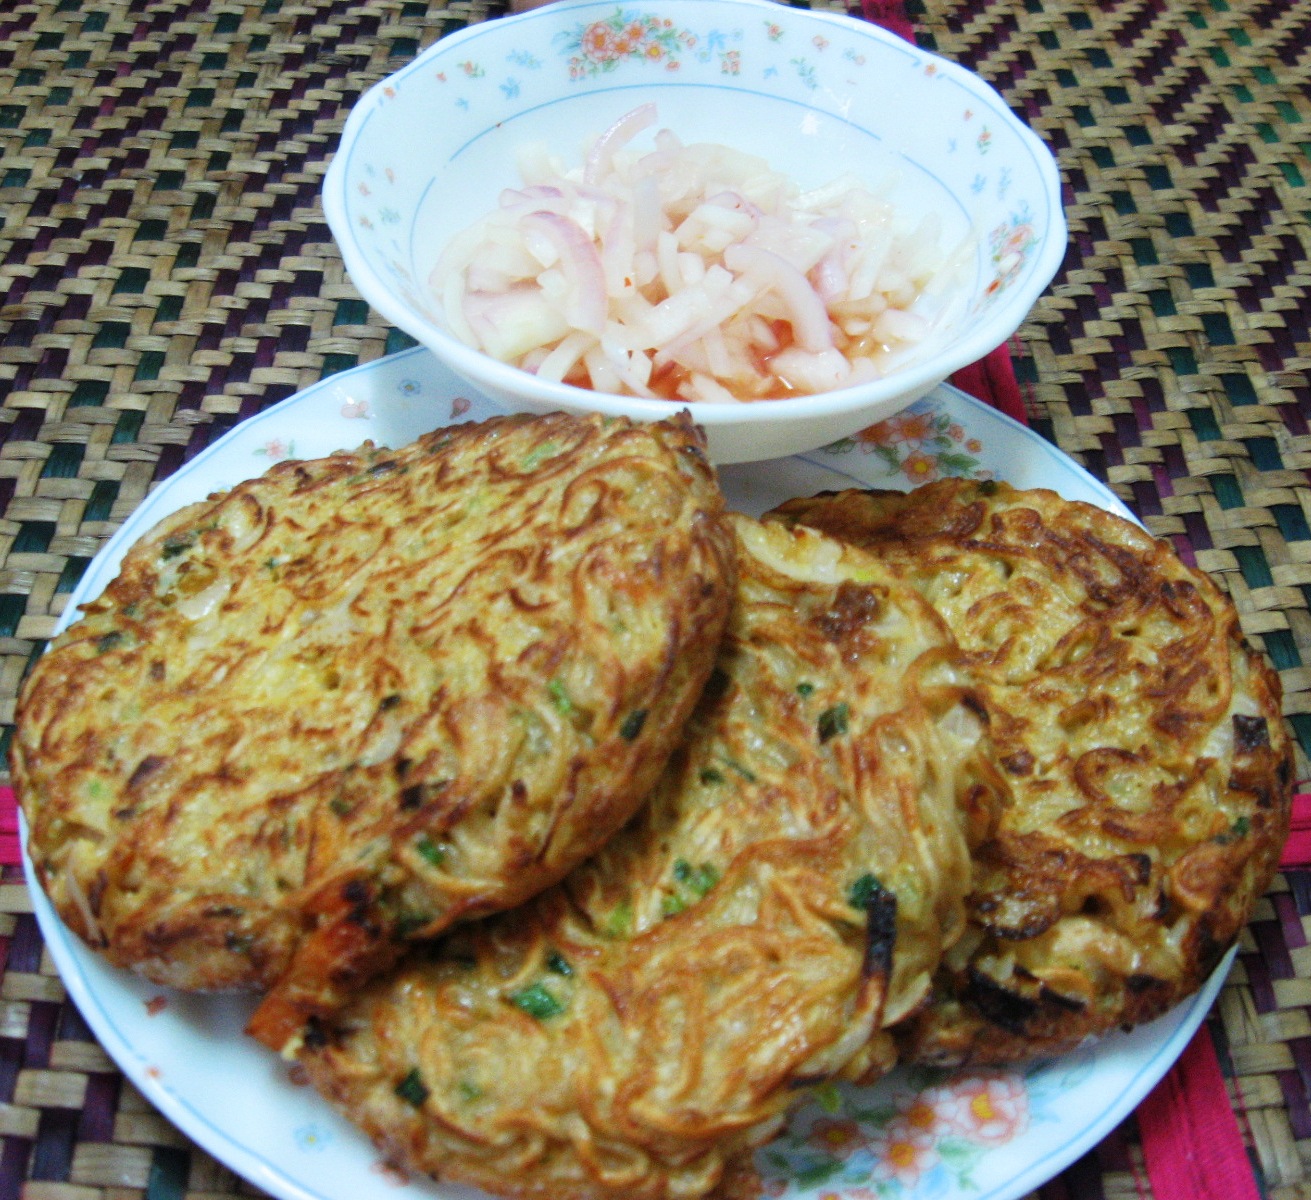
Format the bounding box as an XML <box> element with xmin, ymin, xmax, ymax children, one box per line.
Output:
<box><xmin>584</xmin><ymin>102</ymin><xmax>658</xmax><ymax>185</ymax></box>
<box><xmin>521</xmin><ymin>210</ymin><xmax>607</xmax><ymax>337</ymax></box>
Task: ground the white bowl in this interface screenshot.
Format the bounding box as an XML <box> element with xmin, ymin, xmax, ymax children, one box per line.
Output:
<box><xmin>323</xmin><ymin>0</ymin><xmax>1065</xmax><ymax>463</ymax></box>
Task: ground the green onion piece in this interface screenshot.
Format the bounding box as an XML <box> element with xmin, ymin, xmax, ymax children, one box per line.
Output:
<box><xmin>521</xmin><ymin>441</ymin><xmax>560</xmax><ymax>471</ymax></box>
<box><xmin>509</xmin><ymin>983</ymin><xmax>565</xmax><ymax>1019</ymax></box>
<box><xmin>606</xmin><ymin>900</ymin><xmax>633</xmax><ymax>937</ymax></box>
<box><xmin>817</xmin><ymin>702</ymin><xmax>850</xmax><ymax>743</ymax></box>
<box><xmin>415</xmin><ymin>835</ymin><xmax>446</xmax><ymax>867</ymax></box>
<box><xmin>717</xmin><ymin>753</ymin><xmax>756</xmax><ymax>783</ymax></box>
<box><xmin>395</xmin><ymin>1068</ymin><xmax>429</xmax><ymax>1108</ymax></box>
<box><xmin>547</xmin><ymin>679</ymin><xmax>574</xmax><ymax>714</ymax></box>
<box><xmin>620</xmin><ymin>709</ymin><xmax>648</xmax><ymax>740</ymax></box>
<box><xmin>547</xmin><ymin>951</ymin><xmax>573</xmax><ymax>976</ymax></box>
<box><xmin>673</xmin><ymin>859</ymin><xmax>720</xmax><ymax>898</ymax></box>
<box><xmin>848</xmin><ymin>873</ymin><xmax>885</xmax><ymax>910</ymax></box>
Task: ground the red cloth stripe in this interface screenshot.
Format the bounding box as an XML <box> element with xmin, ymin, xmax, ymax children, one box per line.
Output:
<box><xmin>861</xmin><ymin>0</ymin><xmax>917</xmax><ymax>44</ymax></box>
<box><xmin>947</xmin><ymin>343</ymin><xmax>1029</xmax><ymax>426</ymax></box>
<box><xmin>1282</xmin><ymin>793</ymin><xmax>1311</xmax><ymax>869</ymax></box>
<box><xmin>1137</xmin><ymin>1026</ymin><xmax>1261</xmax><ymax>1200</ymax></box>
<box><xmin>0</xmin><ymin>786</ymin><xmax>15</xmax><ymax>867</ymax></box>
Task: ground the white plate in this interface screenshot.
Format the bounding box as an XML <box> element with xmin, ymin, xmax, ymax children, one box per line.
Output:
<box><xmin>23</xmin><ymin>346</ymin><xmax>1228</xmax><ymax>1200</ymax></box>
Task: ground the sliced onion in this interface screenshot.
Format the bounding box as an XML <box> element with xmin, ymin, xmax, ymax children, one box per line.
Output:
<box><xmin>499</xmin><ymin>184</ymin><xmax>564</xmax><ymax>209</ymax></box>
<box><xmin>534</xmin><ymin>330</ymin><xmax>596</xmax><ymax>383</ymax></box>
<box><xmin>521</xmin><ymin>210</ymin><xmax>607</xmax><ymax>337</ymax></box>
<box><xmin>724</xmin><ymin>243</ymin><xmax>834</xmax><ymax>353</ymax></box>
<box><xmin>769</xmin><ymin>346</ymin><xmax>852</xmax><ymax>393</ymax></box>
<box><xmin>584</xmin><ymin>102</ymin><xmax>658</xmax><ymax>185</ymax></box>
<box><xmin>430</xmin><ymin>103</ymin><xmax>962</xmax><ymax>398</ymax></box>
<box><xmin>465</xmin><ymin>286</ymin><xmax>571</xmax><ymax>361</ymax></box>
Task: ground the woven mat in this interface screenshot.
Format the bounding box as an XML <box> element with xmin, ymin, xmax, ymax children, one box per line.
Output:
<box><xmin>1</xmin><ymin>1</ymin><xmax>1309</xmax><ymax>1198</ymax></box>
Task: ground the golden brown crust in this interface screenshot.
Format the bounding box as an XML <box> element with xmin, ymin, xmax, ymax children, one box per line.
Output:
<box><xmin>13</xmin><ymin>411</ymin><xmax>737</xmax><ymax>1052</ymax></box>
<box><xmin>299</xmin><ymin>514</ymin><xmax>988</xmax><ymax>1200</ymax></box>
<box><xmin>768</xmin><ymin>479</ymin><xmax>1294</xmax><ymax>1065</ymax></box>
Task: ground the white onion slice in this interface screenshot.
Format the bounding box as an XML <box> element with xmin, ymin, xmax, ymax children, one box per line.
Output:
<box><xmin>723</xmin><ymin>243</ymin><xmax>834</xmax><ymax>353</ymax></box>
<box><xmin>520</xmin><ymin>211</ymin><xmax>607</xmax><ymax>337</ymax></box>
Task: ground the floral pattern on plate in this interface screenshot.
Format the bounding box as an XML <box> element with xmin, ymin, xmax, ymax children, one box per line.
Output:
<box><xmin>757</xmin><ymin>1050</ymin><xmax>1101</xmax><ymax>1198</ymax></box>
<box><xmin>820</xmin><ymin>394</ymin><xmax>990</xmax><ymax>484</ymax></box>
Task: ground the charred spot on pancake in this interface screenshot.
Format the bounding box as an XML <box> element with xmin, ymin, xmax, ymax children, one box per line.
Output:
<box><xmin>817</xmin><ymin>580</ymin><xmax>884</xmax><ymax>644</ymax></box>
<box><xmin>858</xmin><ymin>880</ymin><xmax>897</xmax><ymax>982</ymax></box>
<box><xmin>1233</xmin><ymin>713</ymin><xmax>1270</xmax><ymax>752</ymax></box>
<box><xmin>1001</xmin><ymin>750</ymin><xmax>1034</xmax><ymax>776</ymax></box>
<box><xmin>701</xmin><ymin>665</ymin><xmax>732</xmax><ymax>703</ymax></box>
<box><xmin>1126</xmin><ymin>973</ymin><xmax>1167</xmax><ymax>995</ymax></box>
<box><xmin>962</xmin><ymin>967</ymin><xmax>1038</xmax><ymax>1036</ymax></box>
<box><xmin>126</xmin><ymin>755</ymin><xmax>166</xmax><ymax>792</ymax></box>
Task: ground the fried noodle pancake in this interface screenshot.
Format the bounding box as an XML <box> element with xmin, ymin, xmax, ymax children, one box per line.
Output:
<box><xmin>13</xmin><ymin>411</ymin><xmax>737</xmax><ymax>1053</ymax></box>
<box><xmin>769</xmin><ymin>480</ymin><xmax>1293</xmax><ymax>1064</ymax></box>
<box><xmin>299</xmin><ymin>514</ymin><xmax>992</xmax><ymax>1200</ymax></box>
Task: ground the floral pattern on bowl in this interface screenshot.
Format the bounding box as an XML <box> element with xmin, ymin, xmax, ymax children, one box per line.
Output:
<box><xmin>559</xmin><ymin>11</ymin><xmax>706</xmax><ymax>75</ymax></box>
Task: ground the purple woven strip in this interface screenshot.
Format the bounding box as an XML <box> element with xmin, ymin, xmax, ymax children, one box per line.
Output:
<box><xmin>29</xmin><ymin>1107</ymin><xmax>75</xmax><ymax>1183</ymax></box>
<box><xmin>1274</xmin><ymin>891</ymin><xmax>1308</xmax><ymax>950</ymax></box>
<box><xmin>1131</xmin><ymin>482</ymin><xmax>1160</xmax><ymax>522</ymax></box>
<box><xmin>1182</xmin><ymin>510</ymin><xmax>1214</xmax><ymax>552</ymax></box>
<box><xmin>0</xmin><ymin>1038</ymin><xmax>22</xmax><ymax>1110</ymax></box>
<box><xmin>0</xmin><ymin>1135</ymin><xmax>31</xmax><ymax>1200</ymax></box>
<box><xmin>21</xmin><ymin>1004</ymin><xmax>57</xmax><ymax>1073</ymax></box>
<box><xmin>1287</xmin><ymin>870</ymin><xmax>1311</xmax><ymax>916</ymax></box>
<box><xmin>5</xmin><ymin>917</ymin><xmax>44</xmax><ymax>976</ymax></box>
<box><xmin>77</xmin><ymin>1073</ymin><xmax>122</xmax><ymax>1144</ymax></box>
<box><xmin>1241</xmin><ymin>950</ymin><xmax>1277</xmax><ymax>1015</ymax></box>
<box><xmin>1279</xmin><ymin>1069</ymin><xmax>1311</xmax><ymax>1141</ymax></box>
<box><xmin>1252</xmin><ymin>917</ymin><xmax>1297</xmax><ymax>981</ymax></box>
<box><xmin>1290</xmin><ymin>1036</ymin><xmax>1311</xmax><ymax>1102</ymax></box>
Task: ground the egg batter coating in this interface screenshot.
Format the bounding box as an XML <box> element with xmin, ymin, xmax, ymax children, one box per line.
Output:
<box><xmin>13</xmin><ymin>411</ymin><xmax>736</xmax><ymax>1052</ymax></box>
<box><xmin>299</xmin><ymin>514</ymin><xmax>993</xmax><ymax>1200</ymax></box>
<box><xmin>769</xmin><ymin>479</ymin><xmax>1293</xmax><ymax>1065</ymax></box>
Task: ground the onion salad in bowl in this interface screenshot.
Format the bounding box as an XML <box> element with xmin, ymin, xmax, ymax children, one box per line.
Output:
<box><xmin>431</xmin><ymin>103</ymin><xmax>974</xmax><ymax>405</ymax></box>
